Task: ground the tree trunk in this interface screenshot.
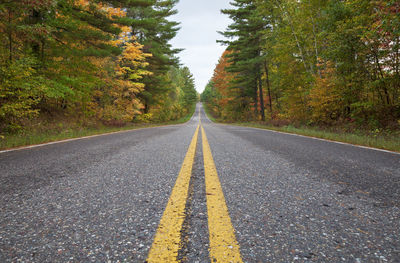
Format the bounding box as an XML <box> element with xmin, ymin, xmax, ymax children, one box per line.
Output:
<box><xmin>311</xmin><ymin>15</ymin><xmax>321</xmax><ymax>78</ymax></box>
<box><xmin>144</xmin><ymin>101</ymin><xmax>149</xmax><ymax>114</ymax></box>
<box><xmin>275</xmin><ymin>0</ymin><xmax>312</xmax><ymax>74</ymax></box>
<box><xmin>8</xmin><ymin>8</ymin><xmax>12</xmax><ymax>63</ymax></box>
<box><xmin>253</xmin><ymin>79</ymin><xmax>259</xmax><ymax>118</ymax></box>
<box><xmin>373</xmin><ymin>49</ymin><xmax>390</xmax><ymax>105</ymax></box>
<box><xmin>264</xmin><ymin>61</ymin><xmax>273</xmax><ymax>119</ymax></box>
<box><xmin>258</xmin><ymin>74</ymin><xmax>265</xmax><ymax>121</ymax></box>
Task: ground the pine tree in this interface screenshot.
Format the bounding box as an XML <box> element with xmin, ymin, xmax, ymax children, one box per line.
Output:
<box><xmin>127</xmin><ymin>0</ymin><xmax>181</xmax><ymax>112</ymax></box>
<box><xmin>180</xmin><ymin>66</ymin><xmax>197</xmax><ymax>108</ymax></box>
<box><xmin>220</xmin><ymin>0</ymin><xmax>266</xmax><ymax>120</ymax></box>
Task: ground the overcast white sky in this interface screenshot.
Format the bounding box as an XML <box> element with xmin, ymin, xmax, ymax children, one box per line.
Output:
<box><xmin>170</xmin><ymin>0</ymin><xmax>232</xmax><ymax>93</ymax></box>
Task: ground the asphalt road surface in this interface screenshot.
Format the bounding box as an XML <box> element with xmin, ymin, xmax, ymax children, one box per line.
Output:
<box><xmin>1</xmin><ymin>103</ymin><xmax>399</xmax><ymax>262</ymax></box>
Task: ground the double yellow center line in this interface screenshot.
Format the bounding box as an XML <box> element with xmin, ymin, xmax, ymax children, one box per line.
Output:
<box><xmin>147</xmin><ymin>115</ymin><xmax>242</xmax><ymax>262</ymax></box>
<box><xmin>146</xmin><ymin>124</ymin><xmax>200</xmax><ymax>262</ymax></box>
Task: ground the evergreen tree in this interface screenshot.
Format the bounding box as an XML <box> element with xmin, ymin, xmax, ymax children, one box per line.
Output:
<box><xmin>220</xmin><ymin>0</ymin><xmax>266</xmax><ymax>120</ymax></box>
<box><xmin>127</xmin><ymin>0</ymin><xmax>181</xmax><ymax>112</ymax></box>
<box><xmin>180</xmin><ymin>66</ymin><xmax>197</xmax><ymax>108</ymax></box>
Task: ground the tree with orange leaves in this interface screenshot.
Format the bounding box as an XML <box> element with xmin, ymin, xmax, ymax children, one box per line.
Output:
<box><xmin>211</xmin><ymin>50</ymin><xmax>236</xmax><ymax>120</ymax></box>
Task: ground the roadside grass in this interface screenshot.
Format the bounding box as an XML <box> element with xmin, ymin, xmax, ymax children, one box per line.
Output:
<box><xmin>0</xmin><ymin>104</ymin><xmax>196</xmax><ymax>151</ymax></box>
<box><xmin>202</xmin><ymin>107</ymin><xmax>400</xmax><ymax>153</ymax></box>
<box><xmin>202</xmin><ymin>104</ymin><xmax>218</xmax><ymax>122</ymax></box>
<box><xmin>234</xmin><ymin>123</ymin><xmax>400</xmax><ymax>152</ymax></box>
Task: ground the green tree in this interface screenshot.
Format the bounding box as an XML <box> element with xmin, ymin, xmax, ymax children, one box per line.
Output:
<box><xmin>220</xmin><ymin>0</ymin><xmax>267</xmax><ymax>120</ymax></box>
<box><xmin>180</xmin><ymin>66</ymin><xmax>197</xmax><ymax>109</ymax></box>
<box><xmin>127</xmin><ymin>0</ymin><xmax>181</xmax><ymax>112</ymax></box>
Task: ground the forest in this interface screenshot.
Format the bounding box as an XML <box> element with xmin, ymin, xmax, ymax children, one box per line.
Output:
<box><xmin>201</xmin><ymin>0</ymin><xmax>399</xmax><ymax>132</ymax></box>
<box><xmin>0</xmin><ymin>0</ymin><xmax>197</xmax><ymax>136</ymax></box>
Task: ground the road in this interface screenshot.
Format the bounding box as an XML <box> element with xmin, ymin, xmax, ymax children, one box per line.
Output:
<box><xmin>1</xmin><ymin>103</ymin><xmax>399</xmax><ymax>262</ymax></box>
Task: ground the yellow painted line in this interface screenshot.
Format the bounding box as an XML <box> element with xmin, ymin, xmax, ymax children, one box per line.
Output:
<box><xmin>198</xmin><ymin>104</ymin><xmax>201</xmax><ymax>124</ymax></box>
<box><xmin>201</xmin><ymin>125</ymin><xmax>243</xmax><ymax>263</ymax></box>
<box><xmin>147</xmin><ymin>124</ymin><xmax>200</xmax><ymax>262</ymax></box>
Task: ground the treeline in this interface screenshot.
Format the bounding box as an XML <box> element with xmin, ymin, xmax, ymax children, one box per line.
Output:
<box><xmin>0</xmin><ymin>0</ymin><xmax>197</xmax><ymax>132</ymax></box>
<box><xmin>202</xmin><ymin>0</ymin><xmax>399</xmax><ymax>129</ymax></box>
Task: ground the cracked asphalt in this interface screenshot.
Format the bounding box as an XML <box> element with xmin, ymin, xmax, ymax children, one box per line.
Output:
<box><xmin>1</xmin><ymin>103</ymin><xmax>399</xmax><ymax>262</ymax></box>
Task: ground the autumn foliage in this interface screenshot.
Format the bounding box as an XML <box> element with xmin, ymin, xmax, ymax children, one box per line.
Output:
<box><xmin>0</xmin><ymin>0</ymin><xmax>196</xmax><ymax>133</ymax></box>
<box><xmin>201</xmin><ymin>50</ymin><xmax>237</xmax><ymax>120</ymax></box>
<box><xmin>203</xmin><ymin>0</ymin><xmax>400</xmax><ymax>130</ymax></box>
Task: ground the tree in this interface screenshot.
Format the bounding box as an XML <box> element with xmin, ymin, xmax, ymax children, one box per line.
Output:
<box><xmin>201</xmin><ymin>81</ymin><xmax>220</xmax><ymax>118</ymax></box>
<box><xmin>127</xmin><ymin>0</ymin><xmax>181</xmax><ymax>112</ymax></box>
<box><xmin>180</xmin><ymin>67</ymin><xmax>197</xmax><ymax>109</ymax></box>
<box><xmin>220</xmin><ymin>0</ymin><xmax>267</xmax><ymax>120</ymax></box>
<box><xmin>212</xmin><ymin>0</ymin><xmax>399</xmax><ymax>128</ymax></box>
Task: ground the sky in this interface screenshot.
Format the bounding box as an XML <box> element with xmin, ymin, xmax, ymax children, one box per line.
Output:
<box><xmin>170</xmin><ymin>0</ymin><xmax>232</xmax><ymax>93</ymax></box>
